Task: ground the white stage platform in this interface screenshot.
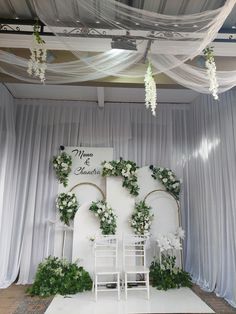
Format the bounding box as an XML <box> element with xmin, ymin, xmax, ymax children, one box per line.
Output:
<box><xmin>45</xmin><ymin>287</ymin><xmax>214</xmax><ymax>314</ymax></box>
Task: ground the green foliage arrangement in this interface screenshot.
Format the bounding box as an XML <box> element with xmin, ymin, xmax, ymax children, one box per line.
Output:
<box><xmin>149</xmin><ymin>165</ymin><xmax>180</xmax><ymax>200</ymax></box>
<box><xmin>56</xmin><ymin>192</ymin><xmax>78</xmax><ymax>226</ymax></box>
<box><xmin>130</xmin><ymin>201</ymin><xmax>153</xmax><ymax>235</ymax></box>
<box><xmin>89</xmin><ymin>200</ymin><xmax>117</xmax><ymax>235</ymax></box>
<box><xmin>150</xmin><ymin>254</ymin><xmax>192</xmax><ymax>291</ymax></box>
<box><xmin>102</xmin><ymin>158</ymin><xmax>139</xmax><ymax>196</ymax></box>
<box><xmin>53</xmin><ymin>152</ymin><xmax>72</xmax><ymax>187</ymax></box>
<box><xmin>27</xmin><ymin>256</ymin><xmax>92</xmax><ymax>297</ymax></box>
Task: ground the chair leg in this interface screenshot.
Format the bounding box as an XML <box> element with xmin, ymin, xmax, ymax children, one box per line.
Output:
<box><xmin>146</xmin><ymin>273</ymin><xmax>150</xmax><ymax>300</ymax></box>
<box><xmin>125</xmin><ymin>273</ymin><xmax>128</xmax><ymax>300</ymax></box>
<box><xmin>117</xmin><ymin>273</ymin><xmax>120</xmax><ymax>301</ymax></box>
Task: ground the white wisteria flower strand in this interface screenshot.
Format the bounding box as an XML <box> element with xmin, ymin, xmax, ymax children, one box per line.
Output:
<box><xmin>144</xmin><ymin>62</ymin><xmax>157</xmax><ymax>116</ymax></box>
<box><xmin>27</xmin><ymin>21</ymin><xmax>47</xmax><ymax>83</ymax></box>
<box><xmin>204</xmin><ymin>47</ymin><xmax>219</xmax><ymax>100</ymax></box>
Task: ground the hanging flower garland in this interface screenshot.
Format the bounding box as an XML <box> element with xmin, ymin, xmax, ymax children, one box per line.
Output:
<box><xmin>27</xmin><ymin>20</ymin><xmax>47</xmax><ymax>83</ymax></box>
<box><xmin>56</xmin><ymin>192</ymin><xmax>79</xmax><ymax>226</ymax></box>
<box><xmin>144</xmin><ymin>62</ymin><xmax>157</xmax><ymax>116</ymax></box>
<box><xmin>89</xmin><ymin>200</ymin><xmax>117</xmax><ymax>235</ymax></box>
<box><xmin>101</xmin><ymin>158</ymin><xmax>139</xmax><ymax>196</ymax></box>
<box><xmin>53</xmin><ymin>151</ymin><xmax>72</xmax><ymax>187</ymax></box>
<box><xmin>203</xmin><ymin>47</ymin><xmax>219</xmax><ymax>100</ymax></box>
<box><xmin>130</xmin><ymin>200</ymin><xmax>154</xmax><ymax>236</ymax></box>
<box><xmin>149</xmin><ymin>165</ymin><xmax>180</xmax><ymax>200</ymax></box>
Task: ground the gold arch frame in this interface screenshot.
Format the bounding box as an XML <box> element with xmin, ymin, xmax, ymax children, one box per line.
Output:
<box><xmin>69</xmin><ymin>182</ymin><xmax>105</xmax><ymax>200</ymax></box>
<box><xmin>143</xmin><ymin>189</ymin><xmax>183</xmax><ymax>267</ymax></box>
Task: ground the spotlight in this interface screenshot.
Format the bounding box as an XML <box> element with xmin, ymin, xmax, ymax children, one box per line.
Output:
<box><xmin>111</xmin><ymin>37</ymin><xmax>137</xmax><ymax>51</ymax></box>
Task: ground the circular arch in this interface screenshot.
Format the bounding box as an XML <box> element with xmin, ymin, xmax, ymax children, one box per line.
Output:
<box><xmin>144</xmin><ymin>189</ymin><xmax>180</xmax><ymax>215</ymax></box>
<box><xmin>69</xmin><ymin>182</ymin><xmax>105</xmax><ymax>200</ymax></box>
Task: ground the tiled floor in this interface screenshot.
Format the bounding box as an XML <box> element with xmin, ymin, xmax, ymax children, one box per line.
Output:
<box><xmin>0</xmin><ymin>284</ymin><xmax>235</xmax><ymax>314</ymax></box>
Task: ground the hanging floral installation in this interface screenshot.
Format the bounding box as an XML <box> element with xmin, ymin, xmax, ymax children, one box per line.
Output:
<box><xmin>56</xmin><ymin>192</ymin><xmax>79</xmax><ymax>226</ymax></box>
<box><xmin>144</xmin><ymin>62</ymin><xmax>157</xmax><ymax>116</ymax></box>
<box><xmin>203</xmin><ymin>47</ymin><xmax>219</xmax><ymax>100</ymax></box>
<box><xmin>101</xmin><ymin>158</ymin><xmax>139</xmax><ymax>196</ymax></box>
<box><xmin>53</xmin><ymin>151</ymin><xmax>72</xmax><ymax>187</ymax></box>
<box><xmin>130</xmin><ymin>200</ymin><xmax>154</xmax><ymax>236</ymax></box>
<box><xmin>149</xmin><ymin>165</ymin><xmax>181</xmax><ymax>200</ymax></box>
<box><xmin>27</xmin><ymin>20</ymin><xmax>47</xmax><ymax>83</ymax></box>
<box><xmin>89</xmin><ymin>200</ymin><xmax>117</xmax><ymax>235</ymax></box>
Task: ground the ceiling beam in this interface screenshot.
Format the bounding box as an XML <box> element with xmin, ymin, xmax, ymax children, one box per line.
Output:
<box><xmin>1</xmin><ymin>33</ymin><xmax>236</xmax><ymax>56</ymax></box>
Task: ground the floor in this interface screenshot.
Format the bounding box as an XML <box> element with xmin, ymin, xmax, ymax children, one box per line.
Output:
<box><xmin>0</xmin><ymin>284</ymin><xmax>235</xmax><ymax>314</ymax></box>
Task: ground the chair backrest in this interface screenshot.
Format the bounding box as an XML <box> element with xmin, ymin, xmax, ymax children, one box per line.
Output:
<box><xmin>94</xmin><ymin>235</ymin><xmax>118</xmax><ymax>269</ymax></box>
<box><xmin>123</xmin><ymin>235</ymin><xmax>148</xmax><ymax>268</ymax></box>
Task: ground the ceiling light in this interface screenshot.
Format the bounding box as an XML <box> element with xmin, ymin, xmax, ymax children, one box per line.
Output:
<box><xmin>174</xmin><ymin>24</ymin><xmax>178</xmax><ymax>27</ymax></box>
<box><xmin>111</xmin><ymin>37</ymin><xmax>137</xmax><ymax>51</ymax></box>
<box><xmin>15</xmin><ymin>16</ymin><xmax>19</xmax><ymax>19</ymax></box>
<box><xmin>232</xmin><ymin>25</ymin><xmax>236</xmax><ymax>29</ymax></box>
<box><xmin>193</xmin><ymin>24</ymin><xmax>198</xmax><ymax>28</ymax></box>
<box><xmin>96</xmin><ymin>21</ymin><xmax>100</xmax><ymax>24</ymax></box>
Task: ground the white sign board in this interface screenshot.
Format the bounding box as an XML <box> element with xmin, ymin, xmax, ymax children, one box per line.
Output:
<box><xmin>54</xmin><ymin>147</ymin><xmax>113</xmax><ymax>260</ymax></box>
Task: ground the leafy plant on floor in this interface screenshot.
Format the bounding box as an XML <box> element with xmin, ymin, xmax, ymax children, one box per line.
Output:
<box><xmin>150</xmin><ymin>254</ymin><xmax>192</xmax><ymax>290</ymax></box>
<box><xmin>27</xmin><ymin>256</ymin><xmax>92</xmax><ymax>297</ymax></box>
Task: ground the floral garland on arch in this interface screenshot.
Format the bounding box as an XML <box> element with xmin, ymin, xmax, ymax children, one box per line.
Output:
<box><xmin>130</xmin><ymin>200</ymin><xmax>154</xmax><ymax>236</ymax></box>
<box><xmin>149</xmin><ymin>165</ymin><xmax>180</xmax><ymax>200</ymax></box>
<box><xmin>101</xmin><ymin>158</ymin><xmax>139</xmax><ymax>196</ymax></box>
<box><xmin>203</xmin><ymin>47</ymin><xmax>219</xmax><ymax>100</ymax></box>
<box><xmin>56</xmin><ymin>192</ymin><xmax>79</xmax><ymax>226</ymax></box>
<box><xmin>53</xmin><ymin>151</ymin><xmax>72</xmax><ymax>187</ymax></box>
<box><xmin>89</xmin><ymin>200</ymin><xmax>117</xmax><ymax>235</ymax></box>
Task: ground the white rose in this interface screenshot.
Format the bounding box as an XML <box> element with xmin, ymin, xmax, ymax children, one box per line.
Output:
<box><xmin>67</xmin><ymin>192</ymin><xmax>72</xmax><ymax>196</ymax></box>
<box><xmin>159</xmin><ymin>175</ymin><xmax>162</xmax><ymax>179</ymax></box>
<box><xmin>97</xmin><ymin>209</ymin><xmax>101</xmax><ymax>214</ymax></box>
<box><xmin>163</xmin><ymin>178</ymin><xmax>168</xmax><ymax>183</ymax></box>
<box><xmin>62</xmin><ymin>201</ymin><xmax>67</xmax><ymax>205</ymax></box>
<box><xmin>67</xmin><ymin>209</ymin><xmax>73</xmax><ymax>213</ymax></box>
<box><xmin>68</xmin><ymin>202</ymin><xmax>72</xmax><ymax>207</ymax></box>
<box><xmin>168</xmin><ymin>171</ymin><xmax>172</xmax><ymax>176</ymax></box>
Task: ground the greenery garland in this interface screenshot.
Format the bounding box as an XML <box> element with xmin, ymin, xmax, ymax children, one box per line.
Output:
<box><xmin>150</xmin><ymin>254</ymin><xmax>192</xmax><ymax>290</ymax></box>
<box><xmin>89</xmin><ymin>200</ymin><xmax>117</xmax><ymax>235</ymax></box>
<box><xmin>149</xmin><ymin>165</ymin><xmax>180</xmax><ymax>200</ymax></box>
<box><xmin>53</xmin><ymin>151</ymin><xmax>72</xmax><ymax>187</ymax></box>
<box><xmin>101</xmin><ymin>158</ymin><xmax>139</xmax><ymax>196</ymax></box>
<box><xmin>56</xmin><ymin>192</ymin><xmax>78</xmax><ymax>226</ymax></box>
<box><xmin>130</xmin><ymin>201</ymin><xmax>153</xmax><ymax>236</ymax></box>
<box><xmin>27</xmin><ymin>256</ymin><xmax>92</xmax><ymax>297</ymax></box>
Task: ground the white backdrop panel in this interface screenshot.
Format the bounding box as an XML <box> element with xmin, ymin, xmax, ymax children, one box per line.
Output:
<box><xmin>72</xmin><ymin>202</ymin><xmax>101</xmax><ymax>275</ymax></box>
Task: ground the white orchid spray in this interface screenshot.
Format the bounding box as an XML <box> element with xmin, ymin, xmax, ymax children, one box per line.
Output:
<box><xmin>144</xmin><ymin>62</ymin><xmax>157</xmax><ymax>116</ymax></box>
<box><xmin>27</xmin><ymin>20</ymin><xmax>47</xmax><ymax>83</ymax></box>
<box><xmin>204</xmin><ymin>47</ymin><xmax>219</xmax><ymax>100</ymax></box>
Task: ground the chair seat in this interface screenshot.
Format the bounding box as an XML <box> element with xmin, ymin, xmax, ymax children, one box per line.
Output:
<box><xmin>95</xmin><ymin>266</ymin><xmax>120</xmax><ymax>275</ymax></box>
<box><xmin>124</xmin><ymin>266</ymin><xmax>149</xmax><ymax>274</ymax></box>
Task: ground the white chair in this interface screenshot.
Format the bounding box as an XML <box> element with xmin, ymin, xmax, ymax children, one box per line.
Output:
<box><xmin>93</xmin><ymin>235</ymin><xmax>120</xmax><ymax>301</ymax></box>
<box><xmin>123</xmin><ymin>235</ymin><xmax>150</xmax><ymax>300</ymax></box>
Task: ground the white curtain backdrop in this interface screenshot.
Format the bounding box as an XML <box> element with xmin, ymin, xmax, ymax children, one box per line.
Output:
<box><xmin>184</xmin><ymin>92</ymin><xmax>236</xmax><ymax>307</ymax></box>
<box><xmin>0</xmin><ymin>83</ymin><xmax>235</xmax><ymax>306</ymax></box>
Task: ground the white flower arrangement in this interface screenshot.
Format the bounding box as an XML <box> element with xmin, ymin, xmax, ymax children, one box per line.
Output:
<box><xmin>27</xmin><ymin>21</ymin><xmax>47</xmax><ymax>83</ymax></box>
<box><xmin>144</xmin><ymin>62</ymin><xmax>157</xmax><ymax>116</ymax></box>
<box><xmin>56</xmin><ymin>192</ymin><xmax>78</xmax><ymax>226</ymax></box>
<box><xmin>53</xmin><ymin>151</ymin><xmax>72</xmax><ymax>187</ymax></box>
<box><xmin>89</xmin><ymin>200</ymin><xmax>117</xmax><ymax>235</ymax></box>
<box><xmin>156</xmin><ymin>227</ymin><xmax>185</xmax><ymax>253</ymax></box>
<box><xmin>150</xmin><ymin>165</ymin><xmax>180</xmax><ymax>200</ymax></box>
<box><xmin>101</xmin><ymin>158</ymin><xmax>139</xmax><ymax>196</ymax></box>
<box><xmin>203</xmin><ymin>47</ymin><xmax>219</xmax><ymax>100</ymax></box>
<box><xmin>130</xmin><ymin>201</ymin><xmax>154</xmax><ymax>236</ymax></box>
